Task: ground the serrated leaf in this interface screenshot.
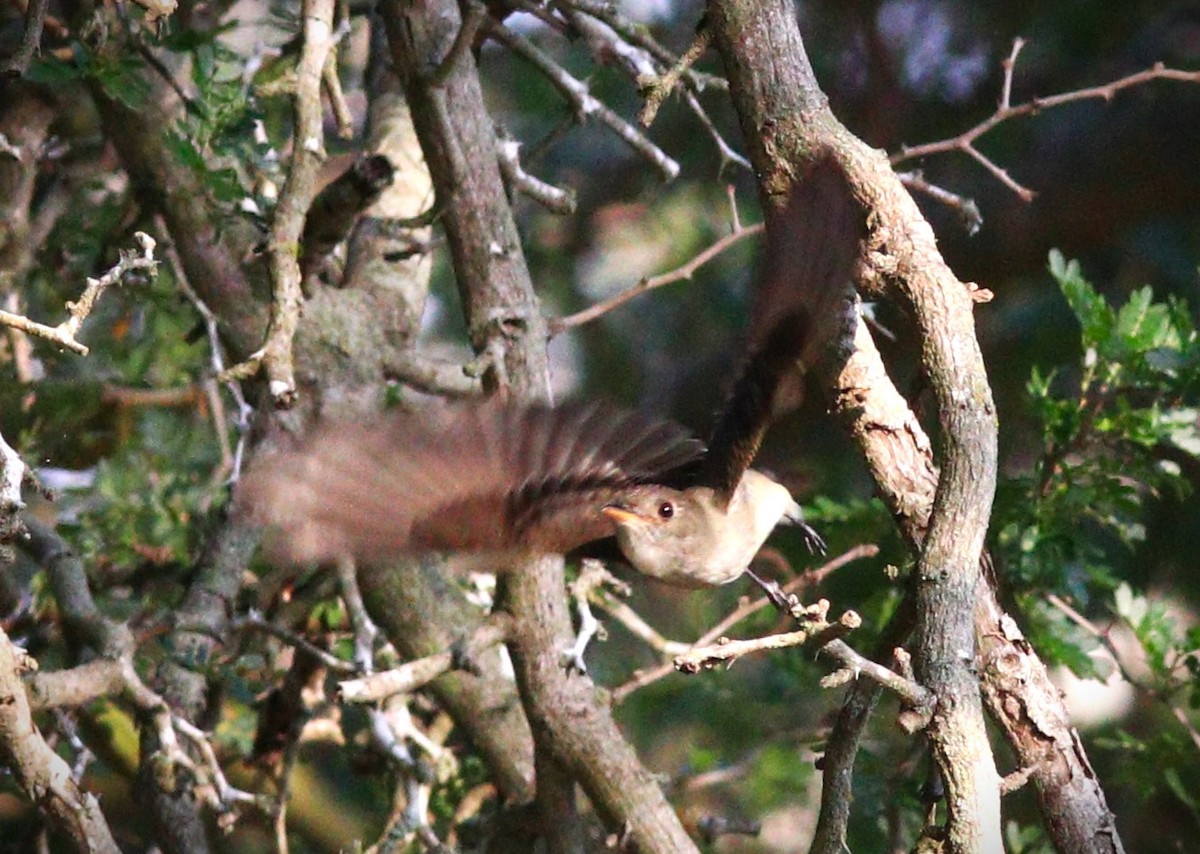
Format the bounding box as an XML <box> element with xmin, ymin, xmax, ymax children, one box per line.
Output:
<box><xmin>26</xmin><ymin>54</ymin><xmax>87</xmax><ymax>83</ymax></box>
<box><xmin>1051</xmin><ymin>252</ymin><xmax>1112</xmax><ymax>346</ymax></box>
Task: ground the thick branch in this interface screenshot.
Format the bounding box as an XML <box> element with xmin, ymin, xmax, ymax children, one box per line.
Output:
<box><xmin>0</xmin><ymin>631</ymin><xmax>120</xmax><ymax>853</ymax></box>
<box><xmin>225</xmin><ymin>0</ymin><xmax>336</xmax><ymax>406</ymax></box>
<box><xmin>383</xmin><ymin>0</ymin><xmax>549</xmax><ymax>395</ymax></box>
<box><xmin>708</xmin><ymin>2</ymin><xmax>1003</xmax><ymax>850</ymax></box>
<box><xmin>502</xmin><ymin>556</ymin><xmax>700</xmax><ymax>853</ymax></box>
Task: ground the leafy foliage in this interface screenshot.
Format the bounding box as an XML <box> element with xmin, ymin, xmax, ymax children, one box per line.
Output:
<box><xmin>996</xmin><ymin>251</ymin><xmax>1198</xmax><ymax>602</ymax></box>
<box><xmin>993</xmin><ymin>253</ymin><xmax>1200</xmax><ymax>822</ymax></box>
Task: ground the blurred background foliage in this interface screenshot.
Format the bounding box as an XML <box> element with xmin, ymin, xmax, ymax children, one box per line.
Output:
<box><xmin>3</xmin><ymin>0</ymin><xmax>1200</xmax><ymax>850</ymax></box>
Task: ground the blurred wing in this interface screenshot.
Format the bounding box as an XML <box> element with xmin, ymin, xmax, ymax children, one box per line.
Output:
<box><xmin>237</xmin><ymin>399</ymin><xmax>703</xmax><ymax>565</ymax></box>
<box><xmin>695</xmin><ymin>152</ymin><xmax>867</xmax><ymax>500</ymax></box>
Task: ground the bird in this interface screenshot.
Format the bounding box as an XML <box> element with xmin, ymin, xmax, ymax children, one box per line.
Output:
<box><xmin>238</xmin><ymin>153</ymin><xmax>866</xmax><ymax>602</ymax></box>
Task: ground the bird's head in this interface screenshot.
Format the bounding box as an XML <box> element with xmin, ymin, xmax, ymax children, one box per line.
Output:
<box><xmin>601</xmin><ymin>486</ymin><xmax>730</xmax><ymax>587</ymax></box>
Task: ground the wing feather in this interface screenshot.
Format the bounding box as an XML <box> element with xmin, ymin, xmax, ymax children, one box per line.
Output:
<box><xmin>237</xmin><ymin>399</ymin><xmax>703</xmax><ymax>566</ymax></box>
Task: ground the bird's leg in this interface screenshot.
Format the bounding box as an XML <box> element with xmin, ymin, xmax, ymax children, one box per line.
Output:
<box><xmin>744</xmin><ymin>567</ymin><xmax>796</xmax><ymax>613</ymax></box>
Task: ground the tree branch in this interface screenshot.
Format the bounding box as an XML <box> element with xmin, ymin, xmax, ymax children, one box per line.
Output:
<box><xmin>0</xmin><ymin>630</ymin><xmax>121</xmax><ymax>853</ymax></box>
<box><xmin>893</xmin><ymin>39</ymin><xmax>1200</xmax><ymax>200</ymax></box>
<box><xmin>223</xmin><ymin>0</ymin><xmax>336</xmax><ymax>406</ymax></box>
<box><xmin>708</xmin><ymin>2</ymin><xmax>1003</xmax><ymax>848</ymax></box>
<box><xmin>0</xmin><ymin>232</ymin><xmax>157</xmax><ymax>356</ymax></box>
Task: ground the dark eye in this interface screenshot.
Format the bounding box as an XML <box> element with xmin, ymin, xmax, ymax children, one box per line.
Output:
<box><xmin>657</xmin><ymin>501</ymin><xmax>674</xmax><ymax>519</ymax></box>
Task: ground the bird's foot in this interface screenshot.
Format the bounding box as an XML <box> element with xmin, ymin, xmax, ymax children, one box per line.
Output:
<box><xmin>745</xmin><ymin>567</ymin><xmax>797</xmax><ymax>613</ymax></box>
<box><xmin>779</xmin><ymin>503</ymin><xmax>827</xmax><ymax>555</ymax></box>
<box><xmin>799</xmin><ymin>522</ymin><xmax>827</xmax><ymax>556</ymax></box>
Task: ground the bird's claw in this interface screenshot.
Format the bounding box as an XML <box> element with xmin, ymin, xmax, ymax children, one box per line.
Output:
<box><xmin>799</xmin><ymin>521</ymin><xmax>827</xmax><ymax>556</ymax></box>
<box><xmin>745</xmin><ymin>567</ymin><xmax>798</xmax><ymax>613</ymax></box>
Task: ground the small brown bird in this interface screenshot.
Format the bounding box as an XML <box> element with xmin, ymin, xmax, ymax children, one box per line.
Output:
<box><xmin>239</xmin><ymin>154</ymin><xmax>866</xmax><ymax>598</ymax></box>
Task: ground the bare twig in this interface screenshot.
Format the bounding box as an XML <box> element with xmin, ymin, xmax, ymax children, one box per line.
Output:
<box><xmin>1046</xmin><ymin>593</ymin><xmax>1200</xmax><ymax>756</ymax></box>
<box><xmin>3</xmin><ymin>0</ymin><xmax>49</xmax><ymax>76</ymax></box>
<box><xmin>173</xmin><ymin>716</ymin><xmax>264</xmax><ymax>810</ymax></box>
<box><xmin>562</xmin><ymin>559</ymin><xmax>609</xmax><ymax>670</ymax></box>
<box><xmin>482</xmin><ymin>15</ymin><xmax>680</xmax><ymax>181</ymax></box>
<box><xmin>0</xmin><ymin>231</ymin><xmax>157</xmax><ymax>356</ymax></box>
<box><xmin>382</xmin><ymin>350</ymin><xmax>483</xmax><ymax>397</ymax></box>
<box><xmin>363</xmin><ymin>698</ymin><xmax>446</xmax><ymax>849</ymax></box>
<box><xmin>673</xmin><ymin>598</ymin><xmax>932</xmax><ymax>720</ymax></box>
<box><xmin>702</xmin><ymin>544</ymin><xmax>877</xmax><ymax>643</ymax></box>
<box><xmin>893</xmin><ymin>41</ymin><xmax>1200</xmax><ymax>200</ymax></box>
<box><xmin>896</xmin><ymin>169</ymin><xmax>983</xmax><ymax>235</ymax></box>
<box><xmin>681</xmin><ymin>89</ymin><xmax>752</xmax><ymax>173</ymax></box>
<box><xmin>639</xmin><ymin>26</ymin><xmax>711</xmax><ymax>127</ymax></box>
<box><xmin>555</xmin><ymin>0</ymin><xmax>728</xmax><ymax>94</ymax></box>
<box><xmin>550</xmin><ymin>220</ymin><xmax>763</xmax><ymax>334</ymax></box>
<box><xmin>496</xmin><ymin>128</ymin><xmax>576</xmax><ymax>214</ymax></box>
<box><xmin>0</xmin><ymin>431</ymin><xmax>26</xmax><ymax>514</ymax></box>
<box><xmin>554</xmin><ymin>3</ymin><xmax>748</xmax><ymax>171</ymax></box>
<box><xmin>339</xmin><ymin>616</ymin><xmax>510</xmax><ymax>704</ymax></box>
<box><xmin>160</xmin><ymin>217</ymin><xmax>254</xmax><ymax>482</ymax></box>
<box><xmin>592</xmin><ymin>590</ymin><xmax>692</xmax><ymax>659</ymax></box>
<box><xmin>222</xmin><ymin>0</ymin><xmax>336</xmax><ymax>406</ymax></box>
<box><xmin>427</xmin><ymin>0</ymin><xmax>487</xmax><ymax>88</ymax></box>
<box><xmin>675</xmin><ymin>604</ymin><xmax>858</xmax><ymax>671</ymax></box>
<box><xmin>231</xmin><ymin>611</ymin><xmax>360</xmax><ymax>674</ymax></box>
<box><xmin>322</xmin><ymin>50</ymin><xmax>354</xmax><ymax>139</ymax></box>
<box><xmin>607</xmin><ymin>544</ymin><xmax>877</xmax><ymax>703</ymax></box>
<box><xmin>336</xmin><ymin>557</ymin><xmax>377</xmax><ymax>673</ymax></box>
<box><xmin>0</xmin><ymin>133</ymin><xmax>20</xmax><ymax>159</ymax></box>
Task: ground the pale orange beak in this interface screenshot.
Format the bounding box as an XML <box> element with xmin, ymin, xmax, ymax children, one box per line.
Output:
<box><xmin>601</xmin><ymin>505</ymin><xmax>643</xmax><ymax>525</ymax></box>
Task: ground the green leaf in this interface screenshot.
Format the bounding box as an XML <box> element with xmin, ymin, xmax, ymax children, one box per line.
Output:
<box><xmin>1050</xmin><ymin>250</ymin><xmax>1112</xmax><ymax>347</ymax></box>
<box><xmin>26</xmin><ymin>53</ymin><xmax>87</xmax><ymax>84</ymax></box>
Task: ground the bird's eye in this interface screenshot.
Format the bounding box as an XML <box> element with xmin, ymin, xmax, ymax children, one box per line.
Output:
<box><xmin>657</xmin><ymin>501</ymin><xmax>674</xmax><ymax>519</ymax></box>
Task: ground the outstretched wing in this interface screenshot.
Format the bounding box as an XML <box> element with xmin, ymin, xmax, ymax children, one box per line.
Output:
<box><xmin>237</xmin><ymin>399</ymin><xmax>703</xmax><ymax>566</ymax></box>
<box><xmin>693</xmin><ymin>152</ymin><xmax>867</xmax><ymax>501</ymax></box>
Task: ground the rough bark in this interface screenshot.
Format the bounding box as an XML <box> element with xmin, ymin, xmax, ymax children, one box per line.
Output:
<box><xmin>706</xmin><ymin>1</ymin><xmax>1085</xmax><ymax>852</ymax></box>
<box><xmin>0</xmin><ymin>630</ymin><xmax>120</xmax><ymax>854</ymax></box>
<box><xmin>382</xmin><ymin>0</ymin><xmax>698</xmax><ymax>847</ymax></box>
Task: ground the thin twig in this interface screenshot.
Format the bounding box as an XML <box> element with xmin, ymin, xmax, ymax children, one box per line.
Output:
<box><xmin>159</xmin><ymin>217</ymin><xmax>254</xmax><ymax>483</ymax></box>
<box><xmin>3</xmin><ymin>0</ymin><xmax>49</xmax><ymax>75</ymax></box>
<box><xmin>338</xmin><ymin>617</ymin><xmax>510</xmax><ymax>704</ymax></box>
<box><xmin>382</xmin><ymin>350</ymin><xmax>483</xmax><ymax>397</ymax></box>
<box><xmin>896</xmin><ymin>170</ymin><xmax>983</xmax><ymax>235</ymax></box>
<box><xmin>550</xmin><ymin>220</ymin><xmax>763</xmax><ymax>334</ymax></box>
<box><xmin>222</xmin><ymin>0</ymin><xmax>336</xmax><ymax>407</ymax></box>
<box><xmin>322</xmin><ymin>50</ymin><xmax>354</xmax><ymax>139</ymax></box>
<box><xmin>555</xmin><ymin>0</ymin><xmax>728</xmax><ymax>94</ymax></box>
<box><xmin>483</xmin><ymin>16</ymin><xmax>680</xmax><ymax>181</ymax></box>
<box><xmin>606</xmin><ymin>545</ymin><xmax>878</xmax><ymax>703</ymax></box>
<box><xmin>893</xmin><ymin>43</ymin><xmax>1200</xmax><ymax>200</ymax></box>
<box><xmin>0</xmin><ymin>232</ymin><xmax>157</xmax><ymax>356</ymax></box>
<box><xmin>428</xmin><ymin>0</ymin><xmax>488</xmax><ymax>88</ymax></box>
<box><xmin>495</xmin><ymin>128</ymin><xmax>576</xmax><ymax>214</ymax></box>
<box><xmin>639</xmin><ymin>26</ymin><xmax>711</xmax><ymax>127</ymax></box>
<box><xmin>0</xmin><ymin>431</ymin><xmax>26</xmax><ymax>514</ymax></box>
<box><xmin>1046</xmin><ymin>593</ymin><xmax>1200</xmax><ymax>757</ymax></box>
<box><xmin>675</xmin><ymin>604</ymin><xmax>856</xmax><ymax>671</ymax></box>
<box><xmin>230</xmin><ymin>611</ymin><xmax>360</xmax><ymax>674</ymax></box>
<box><xmin>682</xmin><ymin>89</ymin><xmax>752</xmax><ymax>173</ymax></box>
